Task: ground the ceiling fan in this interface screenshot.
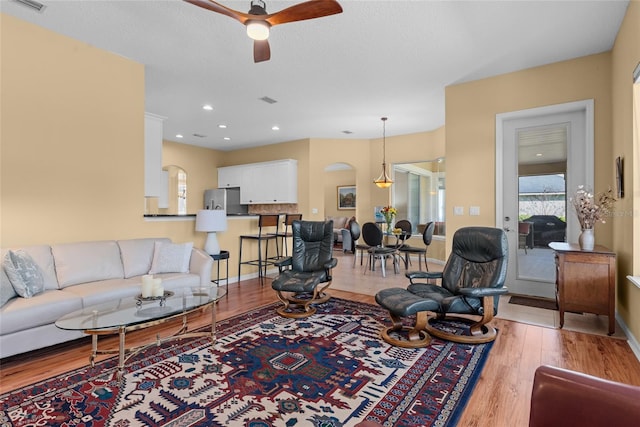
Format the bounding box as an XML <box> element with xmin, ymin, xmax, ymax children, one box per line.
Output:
<box><xmin>185</xmin><ymin>0</ymin><xmax>343</xmax><ymax>63</ymax></box>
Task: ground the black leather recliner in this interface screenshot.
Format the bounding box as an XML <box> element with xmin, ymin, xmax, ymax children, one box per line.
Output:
<box><xmin>406</xmin><ymin>226</ymin><xmax>509</xmax><ymax>343</ymax></box>
<box><xmin>271</xmin><ymin>220</ymin><xmax>337</xmax><ymax>318</ymax></box>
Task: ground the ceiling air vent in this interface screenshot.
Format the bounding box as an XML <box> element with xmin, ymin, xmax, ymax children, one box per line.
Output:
<box><xmin>342</xmin><ymin>130</ymin><xmax>353</xmax><ymax>134</ymax></box>
<box><xmin>13</xmin><ymin>0</ymin><xmax>46</xmax><ymax>12</ymax></box>
<box><xmin>259</xmin><ymin>96</ymin><xmax>278</xmax><ymax>104</ymax></box>
<box><xmin>192</xmin><ymin>133</ymin><xmax>207</xmax><ymax>138</ymax></box>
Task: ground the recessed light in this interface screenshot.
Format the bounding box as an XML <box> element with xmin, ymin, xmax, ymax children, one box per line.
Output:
<box><xmin>202</xmin><ymin>104</ymin><xmax>214</xmax><ymax>111</ymax></box>
<box><xmin>176</xmin><ymin>134</ymin><xmax>183</xmax><ymax>138</ymax></box>
<box><xmin>272</xmin><ymin>125</ymin><xmax>280</xmax><ymax>131</ymax></box>
<box><xmin>218</xmin><ymin>124</ymin><xmax>227</xmax><ymax>129</ymax></box>
<box><xmin>223</xmin><ymin>137</ymin><xmax>231</xmax><ymax>141</ymax></box>
<box><xmin>536</xmin><ymin>153</ymin><xmax>543</xmax><ymax>157</ymax></box>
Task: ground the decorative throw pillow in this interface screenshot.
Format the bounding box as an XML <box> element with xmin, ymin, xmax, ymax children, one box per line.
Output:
<box><xmin>148</xmin><ymin>242</ymin><xmax>193</xmax><ymax>274</ymax></box>
<box><xmin>3</xmin><ymin>250</ymin><xmax>45</xmax><ymax>298</ymax></box>
<box><xmin>1</xmin><ymin>269</ymin><xmax>18</xmax><ymax>307</ymax></box>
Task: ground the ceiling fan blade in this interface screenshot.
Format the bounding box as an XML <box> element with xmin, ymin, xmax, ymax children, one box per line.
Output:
<box><xmin>254</xmin><ymin>39</ymin><xmax>271</xmax><ymax>62</ymax></box>
<box><xmin>265</xmin><ymin>0</ymin><xmax>343</xmax><ymax>26</ymax></box>
<box><xmin>184</xmin><ymin>0</ymin><xmax>253</xmax><ymax>24</ymax></box>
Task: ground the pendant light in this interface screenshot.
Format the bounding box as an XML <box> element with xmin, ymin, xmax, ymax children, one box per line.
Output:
<box><xmin>374</xmin><ymin>117</ymin><xmax>393</xmax><ymax>188</ymax></box>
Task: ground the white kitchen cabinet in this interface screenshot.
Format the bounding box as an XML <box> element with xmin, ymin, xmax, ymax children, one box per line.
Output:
<box><xmin>220</xmin><ymin>159</ymin><xmax>297</xmax><ymax>204</ymax></box>
<box><xmin>218</xmin><ymin>165</ymin><xmax>245</xmax><ymax>188</ymax></box>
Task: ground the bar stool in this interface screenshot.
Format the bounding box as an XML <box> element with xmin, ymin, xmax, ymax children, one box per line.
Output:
<box><xmin>238</xmin><ymin>214</ymin><xmax>281</xmax><ymax>286</ymax></box>
<box><xmin>275</xmin><ymin>213</ymin><xmax>302</xmax><ymax>256</ymax></box>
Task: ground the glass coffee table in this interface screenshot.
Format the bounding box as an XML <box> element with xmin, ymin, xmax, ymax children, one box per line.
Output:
<box><xmin>56</xmin><ymin>286</ymin><xmax>227</xmax><ymax>380</ymax></box>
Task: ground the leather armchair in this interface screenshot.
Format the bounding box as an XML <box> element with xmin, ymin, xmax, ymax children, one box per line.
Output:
<box><xmin>530</xmin><ymin>365</ymin><xmax>640</xmax><ymax>427</ymax></box>
<box><xmin>406</xmin><ymin>226</ymin><xmax>509</xmax><ymax>343</ymax></box>
<box><xmin>271</xmin><ymin>220</ymin><xmax>337</xmax><ymax>318</ymax></box>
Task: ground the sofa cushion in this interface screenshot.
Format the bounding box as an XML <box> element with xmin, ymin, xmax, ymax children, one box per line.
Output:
<box><xmin>0</xmin><ymin>289</ymin><xmax>82</xmax><ymax>335</ymax></box>
<box><xmin>118</xmin><ymin>238</ymin><xmax>170</xmax><ymax>278</ymax></box>
<box><xmin>148</xmin><ymin>241</ymin><xmax>193</xmax><ymax>274</ymax></box>
<box><xmin>62</xmin><ymin>274</ymin><xmax>201</xmax><ymax>307</ymax></box>
<box><xmin>52</xmin><ymin>241</ymin><xmax>124</xmax><ymax>288</ymax></box>
<box><xmin>327</xmin><ymin>216</ymin><xmax>348</xmax><ymax>229</ymax></box>
<box><xmin>1</xmin><ymin>269</ymin><xmax>17</xmax><ymax>307</ymax></box>
<box><xmin>152</xmin><ymin>272</ymin><xmax>202</xmax><ymax>291</ymax></box>
<box><xmin>3</xmin><ymin>250</ymin><xmax>45</xmax><ymax>298</ymax></box>
<box><xmin>61</xmin><ymin>278</ymin><xmax>146</xmax><ymax>307</ymax></box>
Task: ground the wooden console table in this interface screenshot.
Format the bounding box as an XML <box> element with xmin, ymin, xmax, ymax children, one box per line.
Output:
<box><xmin>549</xmin><ymin>242</ymin><xmax>616</xmax><ymax>335</ymax></box>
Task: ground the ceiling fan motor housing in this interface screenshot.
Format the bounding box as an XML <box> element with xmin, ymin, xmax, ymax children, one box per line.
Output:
<box><xmin>248</xmin><ymin>0</ymin><xmax>267</xmax><ymax>15</ymax></box>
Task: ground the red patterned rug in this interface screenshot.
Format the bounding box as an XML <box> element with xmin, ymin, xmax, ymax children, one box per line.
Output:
<box><xmin>0</xmin><ymin>298</ymin><xmax>494</xmax><ymax>426</ymax></box>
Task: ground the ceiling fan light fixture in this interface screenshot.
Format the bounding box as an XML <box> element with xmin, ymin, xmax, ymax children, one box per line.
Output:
<box><xmin>246</xmin><ymin>21</ymin><xmax>270</xmax><ymax>40</ymax></box>
<box><xmin>374</xmin><ymin>117</ymin><xmax>393</xmax><ymax>188</ymax></box>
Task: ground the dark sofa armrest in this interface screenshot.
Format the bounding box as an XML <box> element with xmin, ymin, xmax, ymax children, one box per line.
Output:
<box><xmin>405</xmin><ymin>271</ymin><xmax>443</xmax><ymax>283</ymax></box>
<box><xmin>274</xmin><ymin>257</ymin><xmax>292</xmax><ymax>272</ymax></box>
<box><xmin>457</xmin><ymin>287</ymin><xmax>508</xmax><ymax>298</ymax></box>
<box><xmin>529</xmin><ymin>365</ymin><xmax>640</xmax><ymax>427</ymax></box>
<box><xmin>323</xmin><ymin>258</ymin><xmax>338</xmax><ymax>270</ymax></box>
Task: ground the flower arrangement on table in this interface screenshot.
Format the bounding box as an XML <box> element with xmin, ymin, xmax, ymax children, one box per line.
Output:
<box><xmin>571</xmin><ymin>185</ymin><xmax>616</xmax><ymax>230</ymax></box>
<box><xmin>381</xmin><ymin>206</ymin><xmax>397</xmax><ymax>231</ymax></box>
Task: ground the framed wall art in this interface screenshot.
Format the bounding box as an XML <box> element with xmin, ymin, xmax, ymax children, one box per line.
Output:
<box><xmin>337</xmin><ymin>185</ymin><xmax>356</xmax><ymax>209</ymax></box>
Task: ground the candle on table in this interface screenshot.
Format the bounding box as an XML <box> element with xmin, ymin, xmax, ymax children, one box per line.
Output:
<box><xmin>141</xmin><ymin>275</ymin><xmax>154</xmax><ymax>298</ymax></box>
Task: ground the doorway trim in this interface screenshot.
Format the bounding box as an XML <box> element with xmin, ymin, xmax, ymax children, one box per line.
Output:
<box><xmin>495</xmin><ymin>99</ymin><xmax>594</xmax><ymax>232</ymax></box>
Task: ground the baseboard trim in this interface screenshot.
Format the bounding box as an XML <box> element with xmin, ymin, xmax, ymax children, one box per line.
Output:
<box><xmin>616</xmin><ymin>311</ymin><xmax>640</xmax><ymax>363</ymax></box>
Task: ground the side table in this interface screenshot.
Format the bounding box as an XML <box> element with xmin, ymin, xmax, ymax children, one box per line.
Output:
<box><xmin>549</xmin><ymin>242</ymin><xmax>616</xmax><ymax>335</ymax></box>
<box><xmin>211</xmin><ymin>250</ymin><xmax>230</xmax><ymax>288</ymax></box>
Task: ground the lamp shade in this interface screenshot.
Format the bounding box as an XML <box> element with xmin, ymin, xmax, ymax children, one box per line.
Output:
<box><xmin>195</xmin><ymin>209</ymin><xmax>228</xmax><ymax>232</ymax></box>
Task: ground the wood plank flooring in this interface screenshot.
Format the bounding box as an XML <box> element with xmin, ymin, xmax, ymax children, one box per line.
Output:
<box><xmin>2</xmin><ymin>249</ymin><xmax>640</xmax><ymax>426</ymax></box>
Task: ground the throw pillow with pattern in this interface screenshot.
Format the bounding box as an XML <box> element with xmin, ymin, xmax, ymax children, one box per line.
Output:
<box><xmin>1</xmin><ymin>269</ymin><xmax>18</xmax><ymax>307</ymax></box>
<box><xmin>3</xmin><ymin>250</ymin><xmax>45</xmax><ymax>298</ymax></box>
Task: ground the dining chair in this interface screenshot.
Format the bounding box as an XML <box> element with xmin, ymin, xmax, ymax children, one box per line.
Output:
<box><xmin>399</xmin><ymin>221</ymin><xmax>434</xmax><ymax>270</ymax></box>
<box><xmin>386</xmin><ymin>219</ymin><xmax>412</xmax><ymax>250</ymax></box>
<box><xmin>346</xmin><ymin>220</ymin><xmax>371</xmax><ymax>267</ymax></box>
<box><xmin>361</xmin><ymin>222</ymin><xmax>399</xmax><ymax>277</ymax></box>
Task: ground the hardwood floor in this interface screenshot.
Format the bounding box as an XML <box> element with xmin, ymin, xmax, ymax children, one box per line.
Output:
<box><xmin>2</xmin><ymin>249</ymin><xmax>640</xmax><ymax>426</ymax></box>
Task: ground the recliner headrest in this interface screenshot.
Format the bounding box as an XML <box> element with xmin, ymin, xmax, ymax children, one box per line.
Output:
<box><xmin>451</xmin><ymin>227</ymin><xmax>508</xmax><ymax>263</ymax></box>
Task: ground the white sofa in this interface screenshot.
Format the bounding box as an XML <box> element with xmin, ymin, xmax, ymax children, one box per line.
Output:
<box><xmin>0</xmin><ymin>238</ymin><xmax>213</xmax><ymax>359</ymax></box>
<box><xmin>326</xmin><ymin>216</ymin><xmax>354</xmax><ymax>244</ymax></box>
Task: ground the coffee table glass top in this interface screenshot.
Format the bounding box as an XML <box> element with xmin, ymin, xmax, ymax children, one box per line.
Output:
<box><xmin>56</xmin><ymin>286</ymin><xmax>227</xmax><ymax>331</ymax></box>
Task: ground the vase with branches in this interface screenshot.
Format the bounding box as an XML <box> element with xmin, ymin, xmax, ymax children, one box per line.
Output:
<box><xmin>570</xmin><ymin>185</ymin><xmax>616</xmax><ymax>250</ymax></box>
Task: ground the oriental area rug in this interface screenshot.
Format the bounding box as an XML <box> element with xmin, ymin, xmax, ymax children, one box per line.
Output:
<box><xmin>0</xmin><ymin>298</ymin><xmax>494</xmax><ymax>427</ymax></box>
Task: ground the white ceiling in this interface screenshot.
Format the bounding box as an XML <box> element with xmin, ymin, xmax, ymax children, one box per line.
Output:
<box><xmin>1</xmin><ymin>0</ymin><xmax>629</xmax><ymax>151</ymax></box>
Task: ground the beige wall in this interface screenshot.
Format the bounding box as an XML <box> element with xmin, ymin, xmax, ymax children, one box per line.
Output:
<box><xmin>612</xmin><ymin>0</ymin><xmax>640</xmax><ymax>344</ymax></box>
<box><xmin>0</xmin><ymin>14</ymin><xmax>216</xmax><ymax>252</ymax></box>
<box><xmin>1</xmin><ymin>14</ymin><xmax>147</xmax><ymax>247</ymax></box>
<box><xmin>446</xmin><ymin>52</ymin><xmax>612</xmax><ymax>247</ymax></box>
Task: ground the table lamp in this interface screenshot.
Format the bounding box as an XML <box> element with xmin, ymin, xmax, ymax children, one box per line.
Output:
<box><xmin>195</xmin><ymin>209</ymin><xmax>228</xmax><ymax>255</ymax></box>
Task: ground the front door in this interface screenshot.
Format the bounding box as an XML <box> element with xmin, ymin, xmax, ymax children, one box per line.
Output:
<box><xmin>496</xmin><ymin>100</ymin><xmax>593</xmax><ymax>298</ymax></box>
